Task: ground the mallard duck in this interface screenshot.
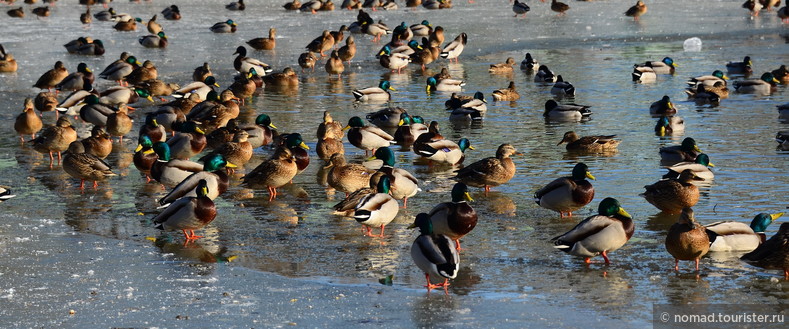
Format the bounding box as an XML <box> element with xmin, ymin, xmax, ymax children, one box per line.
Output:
<box><xmin>233</xmin><ymin>46</ymin><xmax>273</xmax><ymax>75</ymax></box>
<box><xmin>551</xmin><ymin>75</ymin><xmax>575</xmax><ymax>96</ymax></box>
<box><xmin>160</xmin><ymin>154</ymin><xmax>236</xmax><ymax>206</ymax></box>
<box><xmin>453</xmin><ymin>144</ymin><xmax>518</xmax><ymax>194</ymax></box>
<box><xmin>344</xmin><ymin>116</ymin><xmax>394</xmax><ymax>153</ymax></box>
<box><xmin>146</xmin><ymin>14</ymin><xmax>162</xmax><ymax>34</ymax></box>
<box><xmin>543</xmin><ymin>100</ymin><xmax>592</xmax><ymax>121</ymax></box>
<box><xmin>534</xmin><ymin>65</ymin><xmax>557</xmax><ymax>83</ymax></box>
<box><xmin>557</xmin><ymin>131</ymin><xmax>620</xmax><ymax>153</ymax></box>
<box><xmin>317</xmin><ymin>126</ymin><xmax>345</xmax><ymax>161</ymax></box>
<box><xmin>139</xmin><ymin>32</ymin><xmax>168</xmax><ymax>48</ymax></box>
<box><xmin>14</xmin><ymin>98</ymin><xmax>43</xmax><ymax>143</ymax></box>
<box><xmin>726</xmin><ymin>56</ymin><xmax>753</xmax><ymax>75</ymax></box>
<box><xmin>68</xmin><ymin>39</ymin><xmax>104</xmax><ymax>56</ymax></box>
<box><xmin>226</xmin><ymin>0</ymin><xmax>245</xmax><ymax>10</ymax></box>
<box><xmin>520</xmin><ymin>53</ymin><xmax>539</xmax><ymax>71</ymax></box>
<box><xmin>685</xmin><ymin>84</ymin><xmax>724</xmax><ymax>103</ymax></box>
<box><xmin>189</xmin><ymin>90</ymin><xmax>240</xmax><ymax>134</ymax></box>
<box><xmin>317</xmin><ymin>111</ymin><xmax>344</xmax><ymax>140</ymax></box>
<box><xmin>93</xmin><ymin>7</ymin><xmax>114</xmax><ymax>21</ymax></box>
<box><xmin>154</xmin><ymin>179</ymin><xmax>217</xmax><ymax>242</ymax></box>
<box><xmin>632</xmin><ymin>65</ymin><xmax>656</xmax><ymax>83</ymax></box>
<box><xmin>414</xmin><ymin>137</ymin><xmax>473</xmax><ymax>166</ymax></box>
<box><xmin>279</xmin><ymin>133</ymin><xmax>311</xmax><ymax>173</ymax></box>
<box><xmin>552</xmin><ymin>197</ymin><xmax>634</xmax><ymax>264</ymax></box>
<box><xmin>772</xmin><ymin>65</ymin><xmax>789</xmax><ymax>83</ymax></box>
<box><xmin>297</xmin><ymin>51</ymin><xmax>318</xmax><ymax>73</ymax></box>
<box><xmin>306</xmin><ymin>30</ymin><xmax>335</xmax><ymax>57</ymax></box>
<box><xmin>366</xmin><ymin>107</ymin><xmax>406</xmax><ymax>128</ymax></box>
<box><xmin>551</xmin><ymin>0</ymin><xmax>570</xmax><ymax>15</ymax></box>
<box><xmin>354</xmin><ymin>176</ymin><xmax>399</xmax><ymax>237</ymax></box>
<box><xmin>330</xmin><ymin>25</ymin><xmax>348</xmax><ymax>45</ymax></box>
<box><xmin>427</xmin><ymin>183</ymin><xmax>476</xmax><ymax>251</ymax></box>
<box><xmin>352</xmin><ymin>80</ymin><xmax>394</xmax><ymax>103</ymax></box>
<box><xmin>642</xmin><ymin>169</ymin><xmax>703</xmax><ymax>214</ymax></box>
<box><xmin>779</xmin><ymin>6</ymin><xmax>789</xmax><ymax>23</ymax></box>
<box><xmin>150</xmin><ymin>142</ymin><xmax>205</xmax><ymax>187</ymax></box>
<box><xmin>362</xmin><ymin>20</ymin><xmax>392</xmax><ymax>43</ymax></box>
<box><xmin>140</xmin><ymin>113</ymin><xmax>166</xmax><ymax>143</ymax></box>
<box><xmin>0</xmin><ymin>186</ymin><xmax>16</xmax><ymax>202</ymax></box>
<box><xmin>262</xmin><ymin>67</ymin><xmax>299</xmax><ymax>88</ymax></box>
<box><xmin>492</xmin><ymin>81</ymin><xmax>520</xmax><ymax>101</ymax></box>
<box><xmin>81</xmin><ymin>126</ymin><xmax>113</xmax><ymax>159</ymax></box>
<box><xmin>325</xmin><ymin>50</ymin><xmax>345</xmax><ymax>78</ymax></box>
<box><xmin>625</xmin><ymin>1</ymin><xmax>647</xmax><ymax>21</ymax></box>
<box><xmin>489</xmin><ymin>57</ymin><xmax>516</xmax><ymax>74</ymax></box>
<box><xmin>0</xmin><ymin>44</ymin><xmax>18</xmax><ymax>73</ymax></box>
<box><xmin>636</xmin><ymin>57</ymin><xmax>677</xmax><ymax>75</ymax></box>
<box><xmin>56</xmin><ymin>63</ymin><xmax>93</xmax><ymax>92</ymax></box>
<box><xmin>247</xmin><ymin>28</ymin><xmax>276</xmax><ymax>50</ymax></box>
<box><xmin>341</xmin><ymin>0</ymin><xmax>361</xmax><ymax>9</ymax></box>
<box><xmin>740</xmin><ymin>222</ymin><xmax>789</xmax><ymax>278</ymax></box>
<box><xmin>326</xmin><ymin>153</ymin><xmax>375</xmax><ymax>194</ymax></box>
<box><xmin>114</xmin><ymin>17</ymin><xmax>142</xmax><ymax>32</ymax></box>
<box><xmin>137</xmin><ymin>79</ymin><xmax>180</xmax><ymax>99</ymax></box>
<box><xmin>200</xmin><ymin>130</ymin><xmax>252</xmax><ymax>171</ymax></box>
<box><xmin>649</xmin><ymin>95</ymin><xmax>677</xmax><ymax>116</ymax></box>
<box><xmin>410</xmin><ymin>213</ymin><xmax>460</xmax><ymax>293</ymax></box>
<box><xmin>378</xmin><ymin>46</ymin><xmax>411</xmax><ymax>73</ymax></box>
<box><xmin>394</xmin><ymin>114</ymin><xmax>428</xmax><ymax>144</ymax></box>
<box><xmin>192</xmin><ymin>63</ymin><xmax>212</xmax><ymax>83</ymax></box>
<box><xmin>655</xmin><ymin>115</ymin><xmax>685</xmax><ymax>137</ymax></box>
<box><xmin>175</xmin><ymin>76</ymin><xmax>218</xmax><ymax>100</ymax></box>
<box><xmin>369</xmin><ymin>147</ymin><xmax>419</xmax><ymax>207</ymax></box>
<box><xmin>124</xmin><ymin>60</ymin><xmax>159</xmax><ymax>86</ymax></box>
<box><xmin>444</xmin><ymin>91</ymin><xmax>484</xmax><ymax>110</ymax></box>
<box><xmin>230</xmin><ymin>69</ymin><xmax>258</xmax><ymax>101</ymax></box>
<box><xmin>7</xmin><ymin>7</ymin><xmax>24</xmax><ymax>18</ymax></box>
<box><xmin>300</xmin><ymin>0</ymin><xmax>323</xmax><ymax>13</ymax></box>
<box><xmin>512</xmin><ymin>0</ymin><xmax>530</xmax><ymax>17</ymax></box>
<box><xmin>733</xmin><ymin>72</ymin><xmax>779</xmax><ymax>95</ymax></box>
<box><xmin>161</xmin><ymin>5</ymin><xmax>181</xmax><ymax>20</ymax></box>
<box><xmin>99</xmin><ymin>55</ymin><xmax>141</xmax><ymax>86</ymax></box>
<box><xmin>166</xmin><ymin>121</ymin><xmax>207</xmax><ymax>160</ymax></box>
<box><xmin>62</xmin><ymin>141</ymin><xmax>116</xmax><ymax>189</ymax></box>
<box><xmin>336</xmin><ymin>36</ymin><xmax>357</xmax><ymax>66</ymax></box>
<box><xmin>666</xmin><ymin>207</ymin><xmax>710</xmax><ymax>271</ymax></box>
<box><xmin>284</xmin><ymin>0</ymin><xmax>302</xmax><ymax>10</ymax></box>
<box><xmin>99</xmin><ymin>87</ymin><xmax>152</xmax><ymax>106</ymax></box>
<box><xmin>660</xmin><ymin>137</ymin><xmax>702</xmax><ymax>164</ymax></box>
<box><xmin>34</xmin><ymin>61</ymin><xmax>69</xmax><ymax>91</ymax></box>
<box><xmin>30</xmin><ymin>116</ymin><xmax>77</xmax><ymax>167</ymax></box>
<box><xmin>426</xmin><ymin>76</ymin><xmax>465</xmax><ymax>93</ymax></box>
<box><xmin>243</xmin><ymin>146</ymin><xmax>298</xmax><ymax>201</ymax></box>
<box><xmin>408</xmin><ymin>40</ymin><xmax>435</xmax><ymax>70</ymax></box>
<box><xmin>242</xmin><ymin>113</ymin><xmax>277</xmax><ymax>148</ymax></box>
<box><xmin>440</xmin><ymin>32</ymin><xmax>466</xmax><ymax>63</ymax></box>
<box><xmin>535</xmin><ymin>163</ymin><xmax>595</xmax><ymax>217</ymax></box>
<box><xmin>706</xmin><ymin>212</ymin><xmax>783</xmax><ymax>252</ymax></box>
<box><xmin>133</xmin><ymin>135</ymin><xmax>157</xmax><ymax>181</ymax></box>
<box><xmin>34</xmin><ymin>92</ymin><xmax>58</xmax><ymax>119</ymax></box>
<box><xmin>210</xmin><ymin>19</ymin><xmax>237</xmax><ymax>33</ymax></box>
<box><xmin>663</xmin><ymin>153</ymin><xmax>714</xmax><ymax>182</ymax></box>
<box><xmin>688</xmin><ymin>70</ymin><xmax>728</xmax><ymax>88</ymax></box>
<box><xmin>410</xmin><ymin>20</ymin><xmax>432</xmax><ymax>37</ymax></box>
<box><xmin>405</xmin><ymin>0</ymin><xmax>422</xmax><ymax>8</ymax></box>
<box><xmin>206</xmin><ymin>119</ymin><xmax>240</xmax><ymax>149</ymax></box>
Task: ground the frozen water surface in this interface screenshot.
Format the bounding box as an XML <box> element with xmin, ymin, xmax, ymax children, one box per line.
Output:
<box><xmin>0</xmin><ymin>0</ymin><xmax>788</xmax><ymax>327</ymax></box>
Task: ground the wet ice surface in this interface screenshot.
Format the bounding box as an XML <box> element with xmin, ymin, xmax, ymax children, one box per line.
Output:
<box><xmin>0</xmin><ymin>0</ymin><xmax>788</xmax><ymax>327</ymax></box>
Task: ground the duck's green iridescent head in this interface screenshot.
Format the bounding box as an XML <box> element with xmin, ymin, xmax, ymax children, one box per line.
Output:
<box><xmin>681</xmin><ymin>137</ymin><xmax>700</xmax><ymax>153</ymax></box>
<box><xmin>458</xmin><ymin>138</ymin><xmax>473</xmax><ymax>152</ymax></box>
<box><xmin>370</xmin><ymin>147</ymin><xmax>395</xmax><ymax>167</ymax></box>
<box><xmin>398</xmin><ymin>112</ymin><xmax>411</xmax><ymax>126</ymax></box>
<box><xmin>598</xmin><ymin>197</ymin><xmax>631</xmax><ymax>219</ymax></box>
<box><xmin>426</xmin><ymin>77</ymin><xmax>438</xmax><ymax>91</ymax></box>
<box><xmin>572</xmin><ymin>162</ymin><xmax>595</xmax><ymax>181</ymax></box>
<box><xmin>450</xmin><ymin>182</ymin><xmax>473</xmax><ymax>203</ymax></box>
<box><xmin>202</xmin><ymin>154</ymin><xmax>236</xmax><ymax>171</ymax></box>
<box><xmin>407</xmin><ymin>40</ymin><xmax>422</xmax><ymax>50</ymax></box>
<box><xmin>750</xmin><ymin>212</ymin><xmax>783</xmax><ymax>233</ymax></box>
<box><xmin>408</xmin><ymin>212</ymin><xmax>433</xmax><ymax>234</ymax></box>
<box><xmin>134</xmin><ymin>17</ymin><xmax>143</xmax><ymax>23</ymax></box>
<box><xmin>77</xmin><ymin>63</ymin><xmax>91</xmax><ymax>74</ymax></box>
<box><xmin>178</xmin><ymin>121</ymin><xmax>205</xmax><ymax>135</ymax></box>
<box><xmin>712</xmin><ymin>70</ymin><xmax>728</xmax><ymax>80</ymax></box>
<box><xmin>379</xmin><ymin>80</ymin><xmax>395</xmax><ymax>91</ymax></box>
<box><xmin>421</xmin><ymin>20</ymin><xmax>431</xmax><ymax>27</ymax></box>
<box><xmin>84</xmin><ymin>94</ymin><xmax>100</xmax><ymax>105</ymax></box>
<box><xmin>204</xmin><ymin>76</ymin><xmax>219</xmax><ymax>87</ymax></box>
<box><xmin>473</xmin><ymin>91</ymin><xmax>486</xmax><ymax>102</ymax></box>
<box><xmin>135</xmin><ymin>135</ymin><xmax>153</xmax><ymax>152</ymax></box>
<box><xmin>694</xmin><ymin>153</ymin><xmax>714</xmax><ymax>167</ymax></box>
<box><xmin>226</xmin><ymin>19</ymin><xmax>236</xmax><ymax>26</ymax></box>
<box><xmin>157</xmin><ymin>31</ymin><xmax>166</xmax><ymax>39</ymax></box>
<box><xmin>255</xmin><ymin>113</ymin><xmax>276</xmax><ymax>129</ymax></box>
<box><xmin>127</xmin><ymin>56</ymin><xmax>141</xmax><ymax>66</ymax></box>
<box><xmin>655</xmin><ymin>116</ymin><xmax>670</xmax><ymax>136</ymax></box>
<box><xmin>412</xmin><ymin>116</ymin><xmax>425</xmax><ymax>124</ymax></box>
<box><xmin>378</xmin><ymin>45</ymin><xmax>392</xmax><ymax>57</ymax></box>
<box><xmin>662</xmin><ymin>57</ymin><xmax>676</xmax><ymax>67</ymax></box>
<box><xmin>760</xmin><ymin>72</ymin><xmax>779</xmax><ymax>84</ymax></box>
<box><xmin>152</xmin><ymin>142</ymin><xmax>171</xmax><ymax>161</ymax></box>
<box><xmin>135</xmin><ymin>88</ymin><xmax>154</xmax><ymax>102</ymax></box>
<box><xmin>283</xmin><ymin>133</ymin><xmax>309</xmax><ymax>150</ymax></box>
<box><xmin>376</xmin><ymin>175</ymin><xmax>391</xmax><ymax>194</ymax></box>
<box><xmin>345</xmin><ymin>116</ymin><xmax>365</xmax><ymax>129</ymax></box>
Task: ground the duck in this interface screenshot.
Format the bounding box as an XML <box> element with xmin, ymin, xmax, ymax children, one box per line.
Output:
<box><xmin>14</xmin><ymin>98</ymin><xmax>43</xmax><ymax>143</ymax></box>
<box><xmin>56</xmin><ymin>63</ymin><xmax>93</xmax><ymax>92</ymax></box>
<box><xmin>262</xmin><ymin>67</ymin><xmax>299</xmax><ymax>88</ymax></box>
<box><xmin>649</xmin><ymin>95</ymin><xmax>677</xmax><ymax>116</ymax></box>
<box><xmin>113</xmin><ymin>17</ymin><xmax>142</xmax><ymax>32</ymax></box>
<box><xmin>174</xmin><ymin>76</ymin><xmax>219</xmax><ymax>100</ymax></box>
<box><xmin>366</xmin><ymin>107</ymin><xmax>406</xmax><ymax>128</ymax></box>
<box><xmin>550</xmin><ymin>75</ymin><xmax>575</xmax><ymax>96</ymax></box>
<box><xmin>0</xmin><ymin>186</ymin><xmax>15</xmax><ymax>202</ymax></box>
<box><xmin>453</xmin><ymin>144</ymin><xmax>518</xmax><ymax>194</ymax></box>
<box><xmin>659</xmin><ymin>137</ymin><xmax>702</xmax><ymax>164</ymax></box>
<box><xmin>428</xmin><ymin>25</ymin><xmax>444</xmax><ymax>47</ymax></box>
<box><xmin>427</xmin><ymin>183</ymin><xmax>476</xmax><ymax>251</ymax></box>
<box><xmin>144</xmin><ymin>14</ymin><xmax>162</xmax><ymax>34</ymax></box>
<box><xmin>489</xmin><ymin>57</ymin><xmax>516</xmax><ymax>74</ymax></box>
<box><xmin>210</xmin><ymin>19</ymin><xmax>237</xmax><ymax>33</ymax></box>
<box><xmin>642</xmin><ymin>169</ymin><xmax>703</xmax><ymax>214</ymax></box>
<box><xmin>666</xmin><ymin>207</ymin><xmax>710</xmax><ymax>271</ymax></box>
<box><xmin>362</xmin><ymin>20</ymin><xmax>392</xmax><ymax>43</ymax></box>
<box><xmin>200</xmin><ymin>131</ymin><xmax>252</xmax><ymax>172</ymax></box>
<box><xmin>410</xmin><ymin>20</ymin><xmax>432</xmax><ymax>36</ymax></box>
<box><xmin>306</xmin><ymin>30</ymin><xmax>335</xmax><ymax>57</ymax></box>
<box><xmin>63</xmin><ymin>38</ymin><xmax>95</xmax><ymax>54</ymax></box>
<box><xmin>93</xmin><ymin>7</ymin><xmax>114</xmax><ymax>21</ymax></box>
<box><xmin>338</xmin><ymin>36</ymin><xmax>357</xmax><ymax>65</ymax></box>
<box><xmin>7</xmin><ymin>7</ymin><xmax>24</xmax><ymax>18</ymax></box>
<box><xmin>242</xmin><ymin>113</ymin><xmax>277</xmax><ymax>148</ymax></box>
<box><xmin>685</xmin><ymin>84</ymin><xmax>724</xmax><ymax>103</ymax></box>
<box><xmin>740</xmin><ymin>222</ymin><xmax>789</xmax><ymax>279</ymax></box>
<box><xmin>29</xmin><ymin>116</ymin><xmax>78</xmax><ymax>167</ymax></box>
<box><xmin>297</xmin><ymin>51</ymin><xmax>318</xmax><ymax>73</ymax></box>
<box><xmin>230</xmin><ymin>69</ymin><xmax>258</xmax><ymax>101</ymax></box>
<box><xmin>317</xmin><ymin>111</ymin><xmax>344</xmax><ymax>141</ymax></box>
<box><xmin>492</xmin><ymin>81</ymin><xmax>520</xmax><ymax>101</ymax></box>
<box><xmin>81</xmin><ymin>126</ymin><xmax>113</xmax><ymax>159</ymax></box>
<box><xmin>378</xmin><ymin>46</ymin><xmax>411</xmax><ymax>73</ymax></box>
<box><xmin>551</xmin><ymin>0</ymin><xmax>570</xmax><ymax>16</ymax></box>
<box><xmin>193</xmin><ymin>63</ymin><xmax>212</xmax><ymax>83</ymax></box>
<box><xmin>520</xmin><ymin>53</ymin><xmax>539</xmax><ymax>71</ymax></box>
<box><xmin>70</xmin><ymin>39</ymin><xmax>105</xmax><ymax>56</ymax></box>
<box><xmin>368</xmin><ymin>147</ymin><xmax>420</xmax><ymax>207</ymax></box>
<box><xmin>247</xmin><ymin>28</ymin><xmax>277</xmax><ymax>50</ymax></box>
<box><xmin>153</xmin><ymin>179</ymin><xmax>217</xmax><ymax>242</ymax></box>
<box><xmin>535</xmin><ymin>163</ymin><xmax>596</xmax><ymax>218</ymax></box>
<box><xmin>426</xmin><ymin>76</ymin><xmax>465</xmax><ymax>93</ymax></box>
<box><xmin>625</xmin><ymin>1</ymin><xmax>647</xmax><ymax>21</ymax></box>
<box><xmin>552</xmin><ymin>197</ymin><xmax>634</xmax><ymax>264</ymax></box>
<box><xmin>317</xmin><ymin>126</ymin><xmax>345</xmax><ymax>161</ymax></box>
<box><xmin>534</xmin><ymin>65</ymin><xmax>557</xmax><ymax>83</ymax></box>
<box><xmin>99</xmin><ymin>55</ymin><xmax>141</xmax><ymax>86</ymax></box>
<box><xmin>353</xmin><ymin>80</ymin><xmax>395</xmax><ymax>103</ymax></box>
<box><xmin>543</xmin><ymin>100</ymin><xmax>592</xmax><ymax>121</ymax></box>
<box><xmin>133</xmin><ymin>135</ymin><xmax>158</xmax><ymax>181</ymax></box>
<box><xmin>779</xmin><ymin>6</ymin><xmax>789</xmax><ymax>24</ymax></box>
<box><xmin>409</xmin><ymin>213</ymin><xmax>460</xmax><ymax>293</ymax></box>
<box><xmin>139</xmin><ymin>32</ymin><xmax>168</xmax><ymax>48</ymax></box>
<box><xmin>557</xmin><ymin>131</ymin><xmax>620</xmax><ymax>153</ymax></box>
<box><xmin>706</xmin><ymin>212</ymin><xmax>783</xmax><ymax>252</ymax></box>
<box><xmin>166</xmin><ymin>121</ymin><xmax>207</xmax><ymax>160</ymax></box>
<box><xmin>409</xmin><ymin>39</ymin><xmax>435</xmax><ymax>70</ymax></box>
<box><xmin>326</xmin><ymin>153</ymin><xmax>376</xmax><ymax>195</ymax></box>
<box><xmin>512</xmin><ymin>0</ymin><xmax>530</xmax><ymax>17</ymax></box>
<box><xmin>636</xmin><ymin>57</ymin><xmax>676</xmax><ymax>74</ymax></box>
<box><xmin>35</xmin><ymin>92</ymin><xmax>59</xmax><ymax>119</ymax></box>
<box><xmin>137</xmin><ymin>80</ymin><xmax>180</xmax><ymax>100</ymax></box>
<box><xmin>62</xmin><ymin>141</ymin><xmax>116</xmax><ymax>189</ymax></box>
<box><xmin>300</xmin><ymin>0</ymin><xmax>323</xmax><ymax>13</ymax></box>
<box><xmin>394</xmin><ymin>114</ymin><xmax>428</xmax><ymax>144</ymax></box>
<box><xmin>33</xmin><ymin>61</ymin><xmax>69</xmax><ymax>91</ymax></box>
<box><xmin>226</xmin><ymin>0</ymin><xmax>245</xmax><ymax>10</ymax></box>
<box><xmin>354</xmin><ymin>176</ymin><xmax>399</xmax><ymax>237</ymax></box>
<box><xmin>206</xmin><ymin>119</ymin><xmax>240</xmax><ymax>149</ymax></box>
<box><xmin>150</xmin><ymin>142</ymin><xmax>205</xmax><ymax>187</ymax></box>
<box><xmin>688</xmin><ymin>70</ymin><xmax>729</xmax><ymax>88</ymax></box>
<box><xmin>159</xmin><ymin>154</ymin><xmax>236</xmax><ymax>206</ymax></box>
<box><xmin>330</xmin><ymin>25</ymin><xmax>348</xmax><ymax>45</ymax></box>
<box><xmin>243</xmin><ymin>146</ymin><xmax>298</xmax><ymax>201</ymax></box>
<box><xmin>280</xmin><ymin>133</ymin><xmax>311</xmax><ymax>173</ymax></box>
<box><xmin>413</xmin><ymin>136</ymin><xmax>473</xmax><ymax>166</ymax></box>
<box><xmin>655</xmin><ymin>115</ymin><xmax>685</xmax><ymax>136</ymax></box>
<box><xmin>726</xmin><ymin>56</ymin><xmax>753</xmax><ymax>75</ymax></box>
<box><xmin>0</xmin><ymin>44</ymin><xmax>18</xmax><ymax>73</ymax></box>
<box><xmin>733</xmin><ymin>72</ymin><xmax>779</xmax><ymax>95</ymax></box>
<box><xmin>662</xmin><ymin>153</ymin><xmax>714</xmax><ymax>182</ymax></box>
<box><xmin>325</xmin><ymin>50</ymin><xmax>345</xmax><ymax>78</ymax></box>
<box><xmin>446</xmin><ymin>91</ymin><xmax>487</xmax><ymax>112</ymax></box>
<box><xmin>440</xmin><ymin>32</ymin><xmax>466</xmax><ymax>63</ymax></box>
<box><xmin>100</xmin><ymin>86</ymin><xmax>153</xmax><ymax>106</ymax></box>
<box><xmin>284</xmin><ymin>0</ymin><xmax>302</xmax><ymax>10</ymax></box>
<box><xmin>139</xmin><ymin>113</ymin><xmax>167</xmax><ymax>144</ymax></box>
<box><xmin>233</xmin><ymin>46</ymin><xmax>273</xmax><ymax>76</ymax></box>
<box><xmin>344</xmin><ymin>116</ymin><xmax>394</xmax><ymax>154</ymax></box>
<box><xmin>632</xmin><ymin>66</ymin><xmax>656</xmax><ymax>83</ymax></box>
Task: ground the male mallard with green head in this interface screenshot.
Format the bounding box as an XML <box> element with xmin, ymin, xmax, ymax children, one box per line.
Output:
<box><xmin>552</xmin><ymin>197</ymin><xmax>634</xmax><ymax>264</ymax></box>
<box><xmin>534</xmin><ymin>162</ymin><xmax>595</xmax><ymax>218</ymax></box>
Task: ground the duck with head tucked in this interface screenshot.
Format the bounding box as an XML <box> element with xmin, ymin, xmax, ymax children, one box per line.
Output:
<box><xmin>326</xmin><ymin>153</ymin><xmax>376</xmax><ymax>195</ymax></box>
<box><xmin>642</xmin><ymin>169</ymin><xmax>703</xmax><ymax>214</ymax></box>
<box><xmin>243</xmin><ymin>146</ymin><xmax>298</xmax><ymax>201</ymax></box>
<box><xmin>534</xmin><ymin>163</ymin><xmax>595</xmax><ymax>218</ymax></box>
<box><xmin>543</xmin><ymin>100</ymin><xmax>592</xmax><ymax>122</ymax></box>
<box><xmin>552</xmin><ymin>197</ymin><xmax>634</xmax><ymax>264</ymax></box>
